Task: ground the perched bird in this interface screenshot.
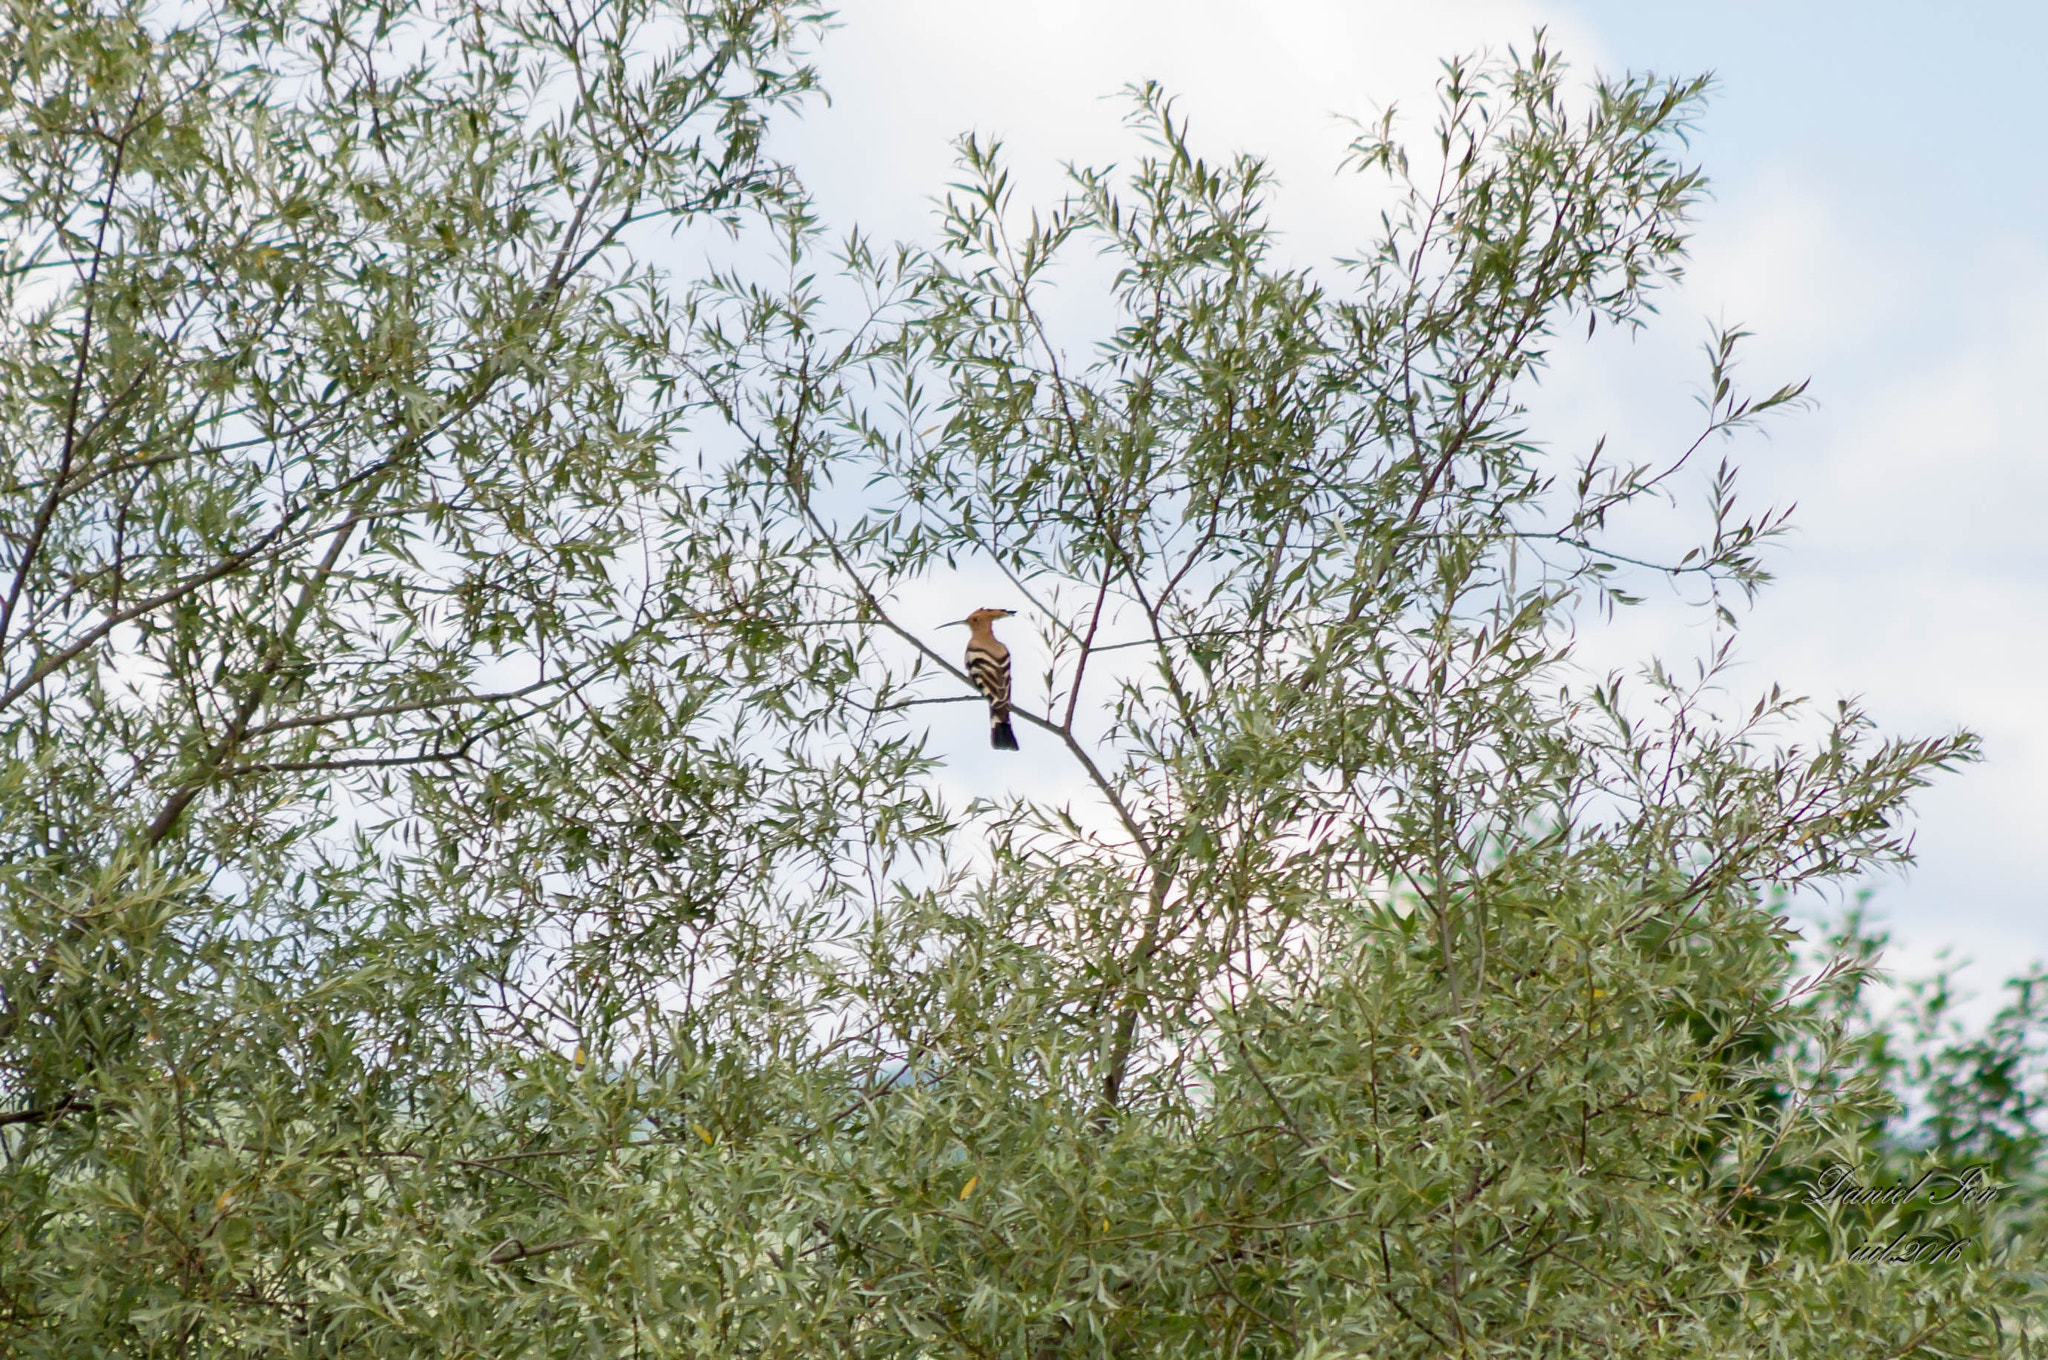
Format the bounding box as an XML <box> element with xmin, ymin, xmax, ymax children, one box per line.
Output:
<box><xmin>948</xmin><ymin>607</ymin><xmax>1018</xmax><ymax>750</ymax></box>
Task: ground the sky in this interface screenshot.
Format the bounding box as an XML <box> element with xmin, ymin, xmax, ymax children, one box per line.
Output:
<box><xmin>750</xmin><ymin>1</ymin><xmax>2048</xmax><ymax>1017</ymax></box>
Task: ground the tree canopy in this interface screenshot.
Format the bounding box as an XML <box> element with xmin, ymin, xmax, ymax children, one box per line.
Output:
<box><xmin>1</xmin><ymin>2</ymin><xmax>2042</xmax><ymax>1355</ymax></box>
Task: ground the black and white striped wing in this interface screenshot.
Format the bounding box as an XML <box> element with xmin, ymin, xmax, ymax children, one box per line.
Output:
<box><xmin>966</xmin><ymin>642</ymin><xmax>1018</xmax><ymax>749</ymax></box>
<box><xmin>964</xmin><ymin>643</ymin><xmax>1011</xmax><ymax>717</ymax></box>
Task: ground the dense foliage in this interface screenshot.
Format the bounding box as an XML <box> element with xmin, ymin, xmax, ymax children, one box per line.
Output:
<box><xmin>1</xmin><ymin>2</ymin><xmax>2041</xmax><ymax>1354</ymax></box>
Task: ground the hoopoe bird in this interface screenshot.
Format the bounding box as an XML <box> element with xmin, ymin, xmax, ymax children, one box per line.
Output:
<box><xmin>949</xmin><ymin>607</ymin><xmax>1018</xmax><ymax>749</ymax></box>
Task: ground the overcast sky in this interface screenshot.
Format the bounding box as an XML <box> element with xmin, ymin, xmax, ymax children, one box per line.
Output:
<box><xmin>751</xmin><ymin>1</ymin><xmax>2047</xmax><ymax>1012</ymax></box>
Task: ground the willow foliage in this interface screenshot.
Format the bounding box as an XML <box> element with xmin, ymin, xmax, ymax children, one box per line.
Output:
<box><xmin>1</xmin><ymin>5</ymin><xmax>2040</xmax><ymax>1356</ymax></box>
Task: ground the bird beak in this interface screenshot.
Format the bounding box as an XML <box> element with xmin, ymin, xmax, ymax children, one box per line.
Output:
<box><xmin>938</xmin><ymin>619</ymin><xmax>967</xmax><ymax>628</ymax></box>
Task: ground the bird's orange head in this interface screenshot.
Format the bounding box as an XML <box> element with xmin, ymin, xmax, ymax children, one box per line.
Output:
<box><xmin>962</xmin><ymin>607</ymin><xmax>1015</xmax><ymax>628</ymax></box>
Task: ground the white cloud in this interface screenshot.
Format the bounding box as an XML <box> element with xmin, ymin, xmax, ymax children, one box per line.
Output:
<box><xmin>781</xmin><ymin>0</ymin><xmax>1600</xmax><ymax>263</ymax></box>
<box><xmin>1546</xmin><ymin>164</ymin><xmax>2048</xmax><ymax>977</ymax></box>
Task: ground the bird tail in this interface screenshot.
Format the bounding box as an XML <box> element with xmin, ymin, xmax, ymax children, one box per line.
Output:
<box><xmin>990</xmin><ymin>717</ymin><xmax>1018</xmax><ymax>750</ymax></box>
